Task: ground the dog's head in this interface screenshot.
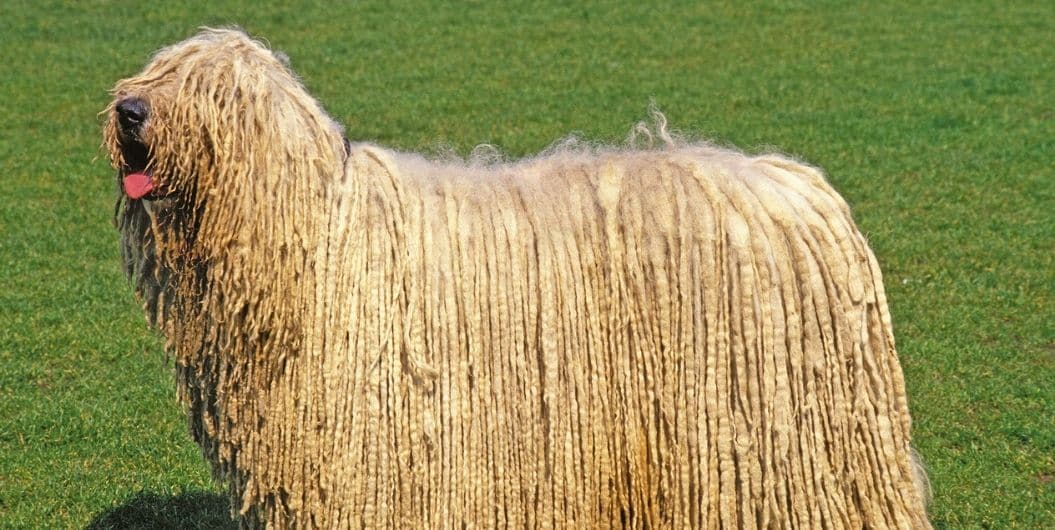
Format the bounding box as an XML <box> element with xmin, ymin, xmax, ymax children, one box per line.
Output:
<box><xmin>104</xmin><ymin>28</ymin><xmax>347</xmax><ymax>326</ymax></box>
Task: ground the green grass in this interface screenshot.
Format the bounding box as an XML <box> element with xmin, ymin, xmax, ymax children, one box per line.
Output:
<box><xmin>1</xmin><ymin>1</ymin><xmax>1051</xmax><ymax>527</ymax></box>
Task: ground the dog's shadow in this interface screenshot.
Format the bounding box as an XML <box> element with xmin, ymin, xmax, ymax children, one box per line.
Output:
<box><xmin>86</xmin><ymin>490</ymin><xmax>235</xmax><ymax>530</ymax></box>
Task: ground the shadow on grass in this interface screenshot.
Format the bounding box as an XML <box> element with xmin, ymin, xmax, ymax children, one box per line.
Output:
<box><xmin>86</xmin><ymin>490</ymin><xmax>236</xmax><ymax>530</ymax></box>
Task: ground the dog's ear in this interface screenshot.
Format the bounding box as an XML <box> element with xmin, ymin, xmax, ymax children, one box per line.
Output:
<box><xmin>273</xmin><ymin>50</ymin><xmax>291</xmax><ymax>67</ymax></box>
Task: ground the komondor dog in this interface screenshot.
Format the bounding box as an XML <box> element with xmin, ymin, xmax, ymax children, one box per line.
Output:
<box><xmin>105</xmin><ymin>28</ymin><xmax>931</xmax><ymax>528</ymax></box>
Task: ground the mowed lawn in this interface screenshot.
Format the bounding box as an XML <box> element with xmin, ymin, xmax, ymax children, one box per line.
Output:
<box><xmin>1</xmin><ymin>1</ymin><xmax>1051</xmax><ymax>527</ymax></box>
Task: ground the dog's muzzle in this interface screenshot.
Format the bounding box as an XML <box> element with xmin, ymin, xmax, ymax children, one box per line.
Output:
<box><xmin>115</xmin><ymin>97</ymin><xmax>156</xmax><ymax>199</ymax></box>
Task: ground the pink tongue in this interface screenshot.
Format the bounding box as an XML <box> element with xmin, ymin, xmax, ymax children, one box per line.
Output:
<box><xmin>123</xmin><ymin>172</ymin><xmax>154</xmax><ymax>199</ymax></box>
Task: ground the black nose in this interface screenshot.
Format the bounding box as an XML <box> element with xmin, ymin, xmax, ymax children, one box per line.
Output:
<box><xmin>116</xmin><ymin>98</ymin><xmax>149</xmax><ymax>131</ymax></box>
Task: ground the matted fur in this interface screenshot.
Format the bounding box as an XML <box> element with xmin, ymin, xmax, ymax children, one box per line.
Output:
<box><xmin>105</xmin><ymin>28</ymin><xmax>931</xmax><ymax>528</ymax></box>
